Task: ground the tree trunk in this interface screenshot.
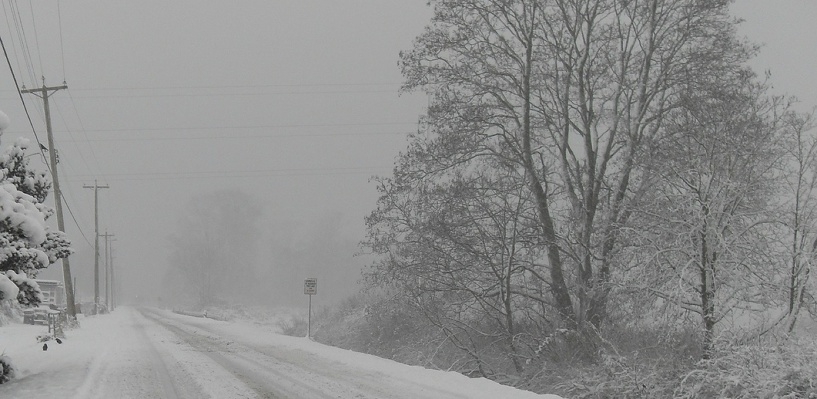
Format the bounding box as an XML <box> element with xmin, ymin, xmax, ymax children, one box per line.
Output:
<box><xmin>519</xmin><ymin>16</ymin><xmax>575</xmax><ymax>327</ymax></box>
<box><xmin>700</xmin><ymin>230</ymin><xmax>716</xmax><ymax>359</ymax></box>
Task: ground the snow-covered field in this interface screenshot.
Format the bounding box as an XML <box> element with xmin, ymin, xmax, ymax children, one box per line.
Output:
<box><xmin>0</xmin><ymin>307</ymin><xmax>563</xmax><ymax>398</ymax></box>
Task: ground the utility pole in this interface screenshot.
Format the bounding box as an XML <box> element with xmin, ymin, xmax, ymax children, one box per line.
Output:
<box><xmin>83</xmin><ymin>180</ymin><xmax>109</xmax><ymax>314</ymax></box>
<box><xmin>21</xmin><ymin>80</ymin><xmax>78</xmax><ymax>319</ymax></box>
<box><xmin>110</xmin><ymin>238</ymin><xmax>117</xmax><ymax>311</ymax></box>
<box><xmin>101</xmin><ymin>231</ymin><xmax>114</xmax><ymax>311</ymax></box>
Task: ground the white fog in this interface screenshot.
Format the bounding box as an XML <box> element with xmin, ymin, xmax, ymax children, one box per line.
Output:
<box><xmin>1</xmin><ymin>1</ymin><xmax>817</xmax><ymax>398</ymax></box>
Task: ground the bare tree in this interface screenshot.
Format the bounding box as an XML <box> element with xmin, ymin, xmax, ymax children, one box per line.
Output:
<box><xmin>779</xmin><ymin>111</ymin><xmax>817</xmax><ymax>332</ymax></box>
<box><xmin>631</xmin><ymin>71</ymin><xmax>787</xmax><ymax>356</ymax></box>
<box><xmin>392</xmin><ymin>0</ymin><xmax>751</xmax><ymax>333</ymax></box>
<box><xmin>366</xmin><ymin>167</ymin><xmax>542</xmax><ymax>375</ymax></box>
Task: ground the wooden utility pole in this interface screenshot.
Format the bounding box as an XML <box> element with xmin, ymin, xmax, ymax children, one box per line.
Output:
<box><xmin>100</xmin><ymin>231</ymin><xmax>114</xmax><ymax>310</ymax></box>
<box><xmin>83</xmin><ymin>180</ymin><xmax>109</xmax><ymax>314</ymax></box>
<box><xmin>109</xmin><ymin>239</ymin><xmax>117</xmax><ymax>311</ymax></box>
<box><xmin>21</xmin><ymin>81</ymin><xmax>78</xmax><ymax>319</ymax></box>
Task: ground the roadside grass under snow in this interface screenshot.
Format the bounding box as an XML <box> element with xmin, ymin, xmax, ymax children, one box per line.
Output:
<box><xmin>169</xmin><ymin>300</ymin><xmax>817</xmax><ymax>398</ymax></box>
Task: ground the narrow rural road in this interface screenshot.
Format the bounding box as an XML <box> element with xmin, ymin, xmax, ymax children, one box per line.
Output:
<box><xmin>1</xmin><ymin>306</ymin><xmax>259</xmax><ymax>399</ymax></box>
<box><xmin>138</xmin><ymin>307</ymin><xmax>470</xmax><ymax>399</ymax></box>
<box><xmin>2</xmin><ymin>307</ymin><xmax>555</xmax><ymax>399</ymax></box>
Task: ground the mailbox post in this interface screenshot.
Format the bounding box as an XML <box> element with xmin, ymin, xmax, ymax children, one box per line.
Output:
<box><xmin>304</xmin><ymin>278</ymin><xmax>317</xmax><ymax>338</ymax></box>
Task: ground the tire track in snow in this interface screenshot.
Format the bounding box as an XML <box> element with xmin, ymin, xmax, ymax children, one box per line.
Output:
<box><xmin>141</xmin><ymin>309</ymin><xmax>316</xmax><ymax>398</ymax></box>
<box><xmin>140</xmin><ymin>308</ymin><xmax>396</xmax><ymax>399</ymax></box>
<box><xmin>139</xmin><ymin>308</ymin><xmax>471</xmax><ymax>399</ymax></box>
<box><xmin>73</xmin><ymin>308</ymin><xmax>189</xmax><ymax>399</ymax></box>
<box><xmin>131</xmin><ymin>316</ymin><xmax>184</xmax><ymax>399</ymax></box>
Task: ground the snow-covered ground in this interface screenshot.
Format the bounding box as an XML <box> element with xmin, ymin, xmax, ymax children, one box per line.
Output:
<box><xmin>0</xmin><ymin>307</ymin><xmax>564</xmax><ymax>398</ymax></box>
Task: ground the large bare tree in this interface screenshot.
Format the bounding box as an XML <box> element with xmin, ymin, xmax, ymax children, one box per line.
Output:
<box><xmin>381</xmin><ymin>0</ymin><xmax>750</xmax><ymax>334</ymax></box>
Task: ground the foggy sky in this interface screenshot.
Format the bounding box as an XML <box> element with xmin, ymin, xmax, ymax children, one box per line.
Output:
<box><xmin>0</xmin><ymin>1</ymin><xmax>815</xmax><ymax>308</ymax></box>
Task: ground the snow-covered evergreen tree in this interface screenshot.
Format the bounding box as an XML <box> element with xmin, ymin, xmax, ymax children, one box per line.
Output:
<box><xmin>0</xmin><ymin>137</ymin><xmax>72</xmax><ymax>306</ymax></box>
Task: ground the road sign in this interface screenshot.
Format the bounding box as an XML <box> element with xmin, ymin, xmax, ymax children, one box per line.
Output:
<box><xmin>304</xmin><ymin>278</ymin><xmax>317</xmax><ymax>295</ymax></box>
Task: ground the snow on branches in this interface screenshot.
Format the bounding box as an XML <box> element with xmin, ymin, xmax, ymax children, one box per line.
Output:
<box><xmin>0</xmin><ymin>138</ymin><xmax>72</xmax><ymax>306</ymax></box>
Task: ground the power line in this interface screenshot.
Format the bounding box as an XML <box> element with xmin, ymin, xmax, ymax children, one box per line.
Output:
<box><xmin>26</xmin><ymin>0</ymin><xmax>43</xmax><ymax>80</ymax></box>
<box><xmin>57</xmin><ymin>0</ymin><xmax>66</xmax><ymax>81</ymax></box>
<box><xmin>1</xmin><ymin>1</ymin><xmax>25</xmax><ymax>86</ymax></box>
<box><xmin>0</xmin><ymin>30</ymin><xmax>48</xmax><ymax>163</ymax></box>
<box><xmin>6</xmin><ymin>121</ymin><xmax>417</xmax><ymax>133</ymax></box>
<box><xmin>0</xmin><ymin>83</ymin><xmax>405</xmax><ymax>99</ymax></box>
<box><xmin>67</xmin><ymin>82</ymin><xmax>402</xmax><ymax>91</ymax></box>
<box><xmin>53</xmin><ymin>102</ymin><xmax>94</xmax><ymax>175</ymax></box>
<box><xmin>61</xmin><ymin>90</ymin><xmax>110</xmax><ymax>236</ymax></box>
<box><xmin>52</xmin><ymin>89</ymin><xmax>401</xmax><ymax>99</ymax></box>
<box><xmin>65</xmin><ymin>89</ymin><xmax>105</xmax><ymax>174</ymax></box>
<box><xmin>59</xmin><ymin>189</ymin><xmax>93</xmax><ymax>249</ymax></box>
<box><xmin>56</xmin><ymin>130</ymin><xmax>414</xmax><ymax>143</ymax></box>
<box><xmin>8</xmin><ymin>0</ymin><xmax>37</xmax><ymax>86</ymax></box>
<box><xmin>2</xmin><ymin>122</ymin><xmax>419</xmax><ymax>139</ymax></box>
<box><xmin>64</xmin><ymin>165</ymin><xmax>393</xmax><ymax>182</ymax></box>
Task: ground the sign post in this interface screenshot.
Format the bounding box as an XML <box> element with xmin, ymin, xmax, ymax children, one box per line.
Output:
<box><xmin>304</xmin><ymin>278</ymin><xmax>317</xmax><ymax>338</ymax></box>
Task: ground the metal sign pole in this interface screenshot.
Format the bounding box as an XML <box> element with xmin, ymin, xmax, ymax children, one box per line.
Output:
<box><xmin>304</xmin><ymin>277</ymin><xmax>317</xmax><ymax>339</ymax></box>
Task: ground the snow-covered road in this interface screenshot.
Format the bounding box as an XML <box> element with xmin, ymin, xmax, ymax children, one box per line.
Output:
<box><xmin>0</xmin><ymin>307</ymin><xmax>563</xmax><ymax>398</ymax></box>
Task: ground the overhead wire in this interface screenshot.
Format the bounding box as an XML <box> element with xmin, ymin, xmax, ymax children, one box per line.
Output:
<box><xmin>53</xmin><ymin>102</ymin><xmax>93</xmax><ymax>173</ymax></box>
<box><xmin>8</xmin><ymin>0</ymin><xmax>37</xmax><ymax>86</ymax></box>
<box><xmin>26</xmin><ymin>121</ymin><xmax>418</xmax><ymax>132</ymax></box>
<box><xmin>26</xmin><ymin>0</ymin><xmax>44</xmax><ymax>81</ymax></box>
<box><xmin>63</xmin><ymin>89</ymin><xmax>400</xmax><ymax>99</ymax></box>
<box><xmin>0</xmin><ymin>30</ymin><xmax>48</xmax><ymax>164</ymax></box>
<box><xmin>64</xmin><ymin>165</ymin><xmax>393</xmax><ymax>182</ymax></box>
<box><xmin>1</xmin><ymin>2</ymin><xmax>94</xmax><ymax>249</ymax></box>
<box><xmin>7</xmin><ymin>0</ymin><xmax>46</xmax><ymax>124</ymax></box>
<box><xmin>64</xmin><ymin>90</ymin><xmax>105</xmax><ymax>176</ymax></box>
<box><xmin>68</xmin><ymin>82</ymin><xmax>402</xmax><ymax>91</ymax></box>
<box><xmin>55</xmin><ymin>130</ymin><xmax>415</xmax><ymax>143</ymax></box>
<box><xmin>53</xmin><ymin>102</ymin><xmax>101</xmax><ymax>238</ymax></box>
<box><xmin>1</xmin><ymin>1</ymin><xmax>25</xmax><ymax>87</ymax></box>
<box><xmin>57</xmin><ymin>0</ymin><xmax>65</xmax><ymax>81</ymax></box>
<box><xmin>60</xmin><ymin>189</ymin><xmax>93</xmax><ymax>249</ymax></box>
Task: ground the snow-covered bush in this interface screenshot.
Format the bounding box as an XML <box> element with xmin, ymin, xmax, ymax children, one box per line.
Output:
<box><xmin>674</xmin><ymin>338</ymin><xmax>817</xmax><ymax>398</ymax></box>
<box><xmin>541</xmin><ymin>330</ymin><xmax>817</xmax><ymax>399</ymax></box>
<box><xmin>0</xmin><ymin>296</ymin><xmax>21</xmax><ymax>326</ymax></box>
<box><xmin>0</xmin><ymin>355</ymin><xmax>14</xmax><ymax>384</ymax></box>
<box><xmin>278</xmin><ymin>314</ymin><xmax>308</xmax><ymax>337</ymax></box>
<box><xmin>0</xmin><ymin>272</ymin><xmax>19</xmax><ymax>301</ymax></box>
<box><xmin>4</xmin><ymin>271</ymin><xmax>41</xmax><ymax>305</ymax></box>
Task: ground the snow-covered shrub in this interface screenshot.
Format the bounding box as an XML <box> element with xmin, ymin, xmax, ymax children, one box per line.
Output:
<box><xmin>4</xmin><ymin>271</ymin><xmax>41</xmax><ymax>306</ymax></box>
<box><xmin>674</xmin><ymin>337</ymin><xmax>817</xmax><ymax>398</ymax></box>
<box><xmin>308</xmin><ymin>292</ymin><xmax>461</xmax><ymax>370</ymax></box>
<box><xmin>548</xmin><ymin>332</ymin><xmax>817</xmax><ymax>398</ymax></box>
<box><xmin>0</xmin><ymin>299</ymin><xmax>21</xmax><ymax>326</ymax></box>
<box><xmin>548</xmin><ymin>349</ymin><xmax>688</xmax><ymax>398</ymax></box>
<box><xmin>0</xmin><ymin>273</ymin><xmax>18</xmax><ymax>301</ymax></box>
<box><xmin>278</xmin><ymin>314</ymin><xmax>308</xmax><ymax>337</ymax></box>
<box><xmin>0</xmin><ymin>355</ymin><xmax>15</xmax><ymax>384</ymax></box>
